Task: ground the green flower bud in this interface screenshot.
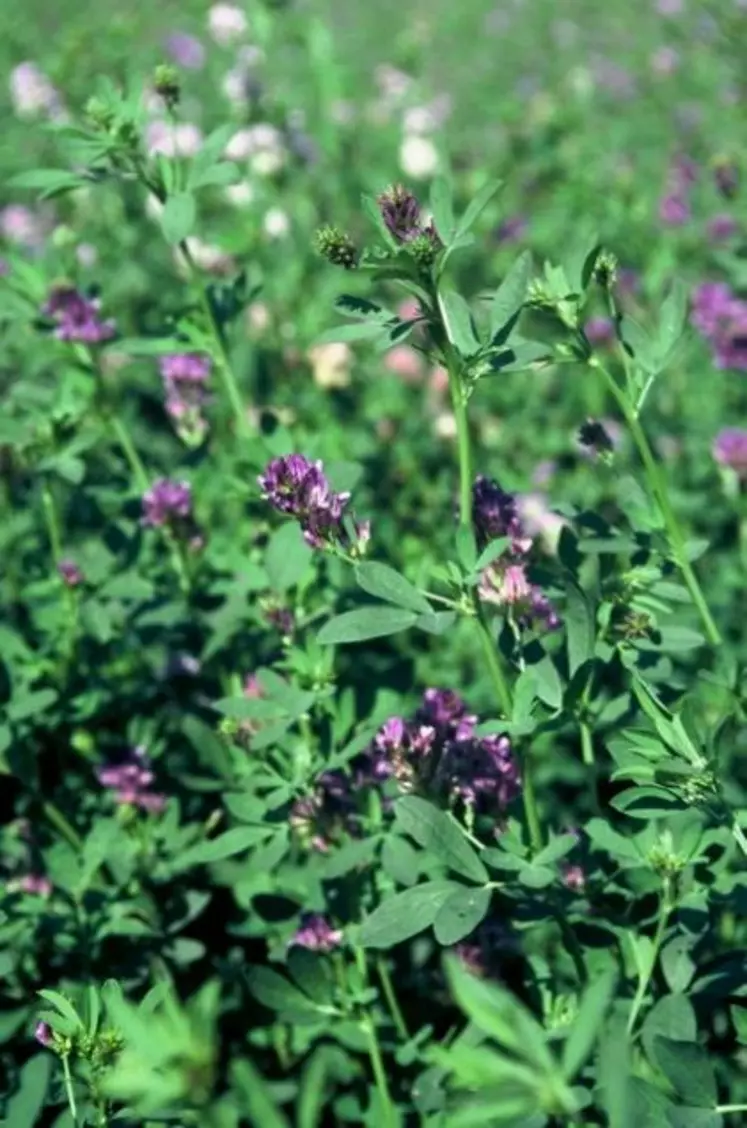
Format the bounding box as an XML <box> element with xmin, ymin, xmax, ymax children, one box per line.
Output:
<box><xmin>153</xmin><ymin>64</ymin><xmax>181</xmax><ymax>109</ymax></box>
<box><xmin>313</xmin><ymin>226</ymin><xmax>359</xmax><ymax>270</ymax></box>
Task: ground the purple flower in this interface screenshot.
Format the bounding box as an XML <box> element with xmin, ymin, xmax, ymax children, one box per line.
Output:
<box><xmin>159</xmin><ymin>353</ymin><xmax>211</xmax><ymax>444</ymax></box>
<box><xmin>290</xmin><ymin>913</ymin><xmax>343</xmax><ymax>952</ymax></box>
<box><xmin>713</xmin><ymin>428</ymin><xmax>747</xmax><ymax>477</ymax></box>
<box><xmin>43</xmin><ymin>284</ymin><xmax>115</xmax><ymax>344</ymax></box>
<box><xmin>713</xmin><ymin>159</ymin><xmax>739</xmax><ymax>200</ymax></box>
<box><xmin>164</xmin><ymin>32</ymin><xmax>206</xmax><ymax>69</ymax></box>
<box><xmin>377</xmin><ymin>184</ymin><xmax>423</xmax><ymax>242</ymax></box>
<box><xmin>35</xmin><ymin>1021</ymin><xmax>53</xmax><ymax>1047</ymax></box>
<box><xmin>58</xmin><ymin>559</ymin><xmax>84</xmax><ymax>587</ymax></box>
<box><xmin>562</xmin><ymin>864</ymin><xmax>586</xmax><ymax>892</ymax></box>
<box><xmin>691</xmin><ymin>282</ymin><xmax>747</xmax><ymax>370</ymax></box>
<box><xmin>142</xmin><ymin>479</ymin><xmax>193</xmax><ymax>528</ymax></box>
<box><xmin>706</xmin><ymin>214</ymin><xmax>738</xmax><ymax>243</ymax></box>
<box><xmin>658</xmin><ymin>194</ymin><xmax>690</xmax><ymax>226</ymax></box>
<box><xmin>258</xmin><ymin>454</ymin><xmax>367</xmax><ymax>551</ymax></box>
<box><xmin>96</xmin><ymin>745</ymin><xmax>165</xmax><ymax>813</ymax></box>
<box><xmin>436</xmin><ymin>732</ymin><xmax>521</xmax><ymax>810</ymax></box>
<box><xmin>495</xmin><ymin>214</ymin><xmax>527</xmax><ymax>244</ymax></box>
<box><xmin>478</xmin><ymin>562</ymin><xmax>561</xmax><ymax>632</ymax></box>
<box><xmin>15</xmin><ymin>874</ymin><xmax>53</xmax><ymax>896</ymax></box>
<box><xmin>584</xmin><ymin>316</ymin><xmax>615</xmax><ymax>345</ymax></box>
<box><xmin>472</xmin><ymin>475</ymin><xmax>532</xmax><ymax>554</ymax></box>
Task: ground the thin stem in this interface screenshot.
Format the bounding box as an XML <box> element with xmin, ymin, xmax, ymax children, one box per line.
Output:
<box><xmin>444</xmin><ymin>346</ymin><xmax>542</xmax><ymax>852</ymax></box>
<box><xmin>43</xmin><ymin>801</ymin><xmax>84</xmax><ymax>852</ymax></box>
<box><xmin>62</xmin><ymin>1054</ymin><xmax>80</xmax><ymax>1127</ymax></box>
<box><xmin>178</xmin><ymin>240</ymin><xmax>250</xmax><ymax>435</ymax></box>
<box><xmin>41</xmin><ymin>483</ymin><xmax>63</xmax><ymax>565</ymax></box>
<box><xmin>109</xmin><ymin>414</ymin><xmax>149</xmax><ymax>492</ymax></box>
<box><xmin>377</xmin><ymin>957</ymin><xmax>409</xmax><ymax>1041</ymax></box>
<box><xmin>626</xmin><ymin>886</ymin><xmax>673</xmax><ymax>1036</ymax></box>
<box><xmin>362</xmin><ymin>1018</ymin><xmax>397</xmax><ymax>1128</ymax></box>
<box><xmin>717</xmin><ymin>1106</ymin><xmax>747</xmax><ymax>1115</ymax></box>
<box><xmin>593</xmin><ymin>359</ymin><xmax>722</xmax><ymax>647</ymax></box>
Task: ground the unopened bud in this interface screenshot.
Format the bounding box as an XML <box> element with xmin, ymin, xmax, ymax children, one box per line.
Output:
<box><xmin>314</xmin><ymin>225</ymin><xmax>358</xmax><ymax>269</ymax></box>
<box><xmin>153</xmin><ymin>64</ymin><xmax>181</xmax><ymax>110</ymax></box>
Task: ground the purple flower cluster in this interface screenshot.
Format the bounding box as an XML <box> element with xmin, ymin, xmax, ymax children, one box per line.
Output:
<box><xmin>472</xmin><ymin>476</ymin><xmax>559</xmax><ymax>632</ymax></box>
<box><xmin>691</xmin><ymin>281</ymin><xmax>747</xmax><ymax>370</ymax></box>
<box><xmin>96</xmin><ymin>745</ymin><xmax>165</xmax><ymax>813</ymax></box>
<box><xmin>713</xmin><ymin>427</ymin><xmax>747</xmax><ymax>478</ymax></box>
<box><xmin>376</xmin><ymin>184</ymin><xmax>440</xmax><ymax>246</ymax></box>
<box><xmin>259</xmin><ymin>454</ymin><xmax>369</xmax><ymax>551</ymax></box>
<box><xmin>290</xmin><ymin>913</ymin><xmax>342</xmax><ymax>952</ymax></box>
<box><xmin>290</xmin><ymin>689</ymin><xmax>521</xmax><ymax>850</ymax></box>
<box><xmin>658</xmin><ymin>154</ymin><xmax>698</xmax><ymax>228</ymax></box>
<box><xmin>142</xmin><ymin>478</ymin><xmax>193</xmax><ymax>529</ymax></box>
<box><xmin>159</xmin><ymin>353</ymin><xmax>212</xmax><ymax>445</ymax></box>
<box><xmin>7</xmin><ymin>873</ymin><xmax>53</xmax><ymax>896</ymax></box>
<box><xmin>43</xmin><ymin>284</ymin><xmax>116</xmax><ymax>344</ymax></box>
<box><xmin>58</xmin><ymin>559</ymin><xmax>84</xmax><ymax>587</ymax></box>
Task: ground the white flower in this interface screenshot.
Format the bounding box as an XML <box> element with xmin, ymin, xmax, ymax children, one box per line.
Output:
<box><xmin>307</xmin><ymin>342</ymin><xmax>352</xmax><ymax>389</ymax></box>
<box><xmin>263</xmin><ymin>208</ymin><xmax>290</xmax><ymax>239</ymax></box>
<box><xmin>146</xmin><ymin>121</ymin><xmax>203</xmax><ymax>158</ymax></box>
<box><xmin>399</xmin><ymin>135</ymin><xmax>438</xmax><ymax>179</ymax></box>
<box><xmin>251</xmin><ymin>148</ymin><xmax>285</xmax><ymax>177</ymax></box>
<box><xmin>225</xmin><ymin>182</ymin><xmax>255</xmax><ymax>207</ymax></box>
<box><xmin>9</xmin><ymin>62</ymin><xmax>60</xmax><ymax>118</ymax></box>
<box><xmin>208</xmin><ymin>3</ymin><xmax>248</xmax><ymax>46</ymax></box>
<box><xmin>224</xmin><ymin>128</ymin><xmax>255</xmax><ymax>161</ymax></box>
<box><xmin>434</xmin><ymin>411</ymin><xmax>457</xmax><ymax>439</ymax></box>
<box><xmin>222</xmin><ymin>69</ymin><xmax>248</xmax><ymax>105</ymax></box>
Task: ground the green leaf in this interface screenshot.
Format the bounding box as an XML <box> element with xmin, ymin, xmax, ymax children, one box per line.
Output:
<box><xmin>429</xmin><ymin>176</ymin><xmax>456</xmax><ymax>244</ymax></box>
<box><xmin>642</xmin><ymin>995</ymin><xmax>697</xmax><ymax>1071</ymax></box>
<box><xmin>8</xmin><ymin>688</ymin><xmax>58</xmax><ymax>722</ymax></box>
<box><xmin>620</xmin><ymin>317</ymin><xmax>658</xmax><ymax>374</ymax></box>
<box><xmin>395</xmin><ymin>796</ymin><xmax>489</xmax><ymax>883</ymax></box>
<box><xmin>490</xmin><ymin>251</ymin><xmax>532</xmax><ymax>338</ymax></box>
<box><xmin>37</xmin><ymin>990</ymin><xmax>83</xmax><ymax>1030</ymax></box>
<box><xmin>114</xmin><ymin>336</ymin><xmax>189</xmax><ymax>356</ymax></box>
<box><xmin>414</xmin><ymin>610</ymin><xmax>458</xmax><ymax>635</ymax></box>
<box><xmin>667</xmin><ymin>1111</ymin><xmax>722</xmax><ymax>1128</ymax></box>
<box><xmin>653</xmin><ymin>1037</ymin><xmax>717</xmax><ymax>1107</ymax></box>
<box><xmin>187</xmin><ymin>123</ymin><xmax>235</xmax><ymax>184</ymax></box>
<box><xmin>297</xmin><ymin>1047</ymin><xmax>329</xmax><ymax>1128</ymax></box>
<box><xmin>355</xmin><ymin>561</ymin><xmax>432</xmax><ymax>615</ymax></box>
<box><xmin>445</xmin><ymin>957</ymin><xmax>555</xmax><ymax>1071</ymax></box>
<box><xmin>610</xmin><ymin>786</ymin><xmax>685</xmax><ymax>819</ymax></box>
<box><xmin>231</xmin><ymin>1058</ymin><xmax>292</xmax><ymax>1128</ymax></box>
<box><xmin>265</xmin><ymin>522</ymin><xmax>313</xmax><ymax>592</ymax></box>
<box><xmin>561</xmin><ymin>970</ymin><xmax>615</xmax><ymax>1079</ymax></box>
<box><xmin>381</xmin><ymin>835</ymin><xmax>421</xmax><ymax>887</ymax></box>
<box><xmin>359</xmin><ymin>881</ymin><xmax>460</xmax><ymax>948</ymax></box>
<box><xmin>438</xmin><ymin>289</ymin><xmax>481</xmax><ymax>354</ymax></box>
<box><xmin>317</xmin><ymin>605</ymin><xmax>417</xmax><ymax>645</ymax></box>
<box><xmin>474</xmin><ymin>537</ymin><xmax>510</xmax><ymax>573</ymax></box>
<box><xmin>656</xmin><ymin>279</ymin><xmax>688</xmax><ymax>360</ymax></box>
<box><xmin>433</xmin><ymin>886</ymin><xmax>492</xmax><ymax>945</ymax></box>
<box><xmin>660</xmin><ymin>938</ymin><xmax>696</xmax><ymax>994</ymax></box>
<box><xmin>334</xmin><ymin>294</ymin><xmax>392</xmax><ymax>322</ymax></box>
<box><xmin>454</xmin><ymin>178</ymin><xmax>503</xmax><ymax>241</ymax></box>
<box><xmin>584</xmin><ymin>818</ymin><xmax>642</xmax><ymax>862</ymax></box>
<box><xmin>160</xmin><ymin>192</ymin><xmax>197</xmax><ymax>244</ymax></box>
<box><xmin>565</xmin><ymin>580</ymin><xmax>595</xmax><ymax>677</ymax></box>
<box><xmin>456</xmin><ymin>525</ymin><xmax>478</xmax><ymax>571</ymax></box>
<box><xmin>2</xmin><ymin>1055</ymin><xmax>52</xmax><ymax>1128</ymax></box>
<box><xmin>173</xmin><ymin>827</ymin><xmax>269</xmax><ymax>870</ymax></box>
<box><xmin>286</xmin><ymin>949</ymin><xmax>333</xmax><ymax>1007</ymax></box>
<box><xmin>8</xmin><ymin>168</ymin><xmax>88</xmax><ymax>196</ymax></box>
<box><xmin>598</xmin><ymin>1019</ymin><xmax>633</xmax><ymax>1128</ymax></box>
<box><xmin>533</xmin><ymin>834</ymin><xmax>579</xmax><ymax>867</ymax></box>
<box><xmin>312</xmin><ymin>320</ymin><xmax>388</xmax><ymax>345</ymax></box>
<box><xmin>246</xmin><ymin>966</ymin><xmax>324</xmax><ymax>1018</ymax></box>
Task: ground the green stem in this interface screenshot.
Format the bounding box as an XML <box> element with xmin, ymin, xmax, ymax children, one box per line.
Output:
<box><xmin>178</xmin><ymin>240</ymin><xmax>249</xmax><ymax>435</ymax></box>
<box><xmin>109</xmin><ymin>414</ymin><xmax>149</xmax><ymax>492</ymax></box>
<box><xmin>43</xmin><ymin>801</ymin><xmax>84</xmax><ymax>852</ymax></box>
<box><xmin>593</xmin><ymin>360</ymin><xmax>721</xmax><ymax>647</ymax></box>
<box><xmin>445</xmin><ymin>347</ymin><xmax>541</xmax><ymax>852</ymax></box>
<box><xmin>362</xmin><ymin>1017</ymin><xmax>397</xmax><ymax>1128</ymax></box>
<box><xmin>626</xmin><ymin>885</ymin><xmax>673</xmax><ymax>1036</ymax></box>
<box><xmin>717</xmin><ymin>1106</ymin><xmax>747</xmax><ymax>1116</ymax></box>
<box><xmin>376</xmin><ymin>957</ymin><xmax>409</xmax><ymax>1041</ymax></box>
<box><xmin>41</xmin><ymin>483</ymin><xmax>63</xmax><ymax>565</ymax></box>
<box><xmin>62</xmin><ymin>1054</ymin><xmax>80</xmax><ymax>1127</ymax></box>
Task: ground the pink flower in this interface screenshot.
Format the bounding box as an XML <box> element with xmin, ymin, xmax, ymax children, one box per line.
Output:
<box><xmin>385</xmin><ymin>345</ymin><xmax>423</xmax><ymax>383</ymax></box>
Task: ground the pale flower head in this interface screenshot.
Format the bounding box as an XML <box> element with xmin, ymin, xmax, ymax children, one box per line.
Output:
<box><xmin>146</xmin><ymin>120</ymin><xmax>203</xmax><ymax>158</ymax></box>
<box><xmin>208</xmin><ymin>3</ymin><xmax>248</xmax><ymax>46</ymax></box>
<box><xmin>263</xmin><ymin>207</ymin><xmax>290</xmax><ymax>239</ymax></box>
<box><xmin>225</xmin><ymin>181</ymin><xmax>255</xmax><ymax>208</ymax></box>
<box><xmin>399</xmin><ymin>135</ymin><xmax>439</xmax><ymax>179</ymax></box>
<box><xmin>307</xmin><ymin>342</ymin><xmax>352</xmax><ymax>389</ymax></box>
<box><xmin>9</xmin><ymin>62</ymin><xmax>61</xmax><ymax>118</ymax></box>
